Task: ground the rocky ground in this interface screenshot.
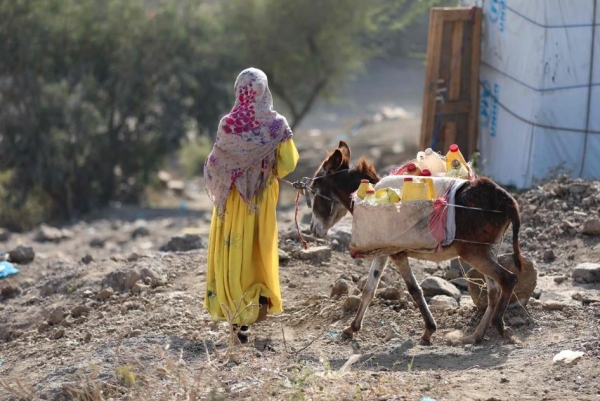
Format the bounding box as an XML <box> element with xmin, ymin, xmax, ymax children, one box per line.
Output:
<box><xmin>1</xmin><ymin>116</ymin><xmax>600</xmax><ymax>400</ymax></box>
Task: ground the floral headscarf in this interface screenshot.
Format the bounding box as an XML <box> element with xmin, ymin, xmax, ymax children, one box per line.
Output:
<box><xmin>204</xmin><ymin>68</ymin><xmax>293</xmax><ymax>216</ymax></box>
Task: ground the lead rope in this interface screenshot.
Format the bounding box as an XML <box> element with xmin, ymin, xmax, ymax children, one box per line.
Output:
<box><xmin>287</xmin><ymin>177</ymin><xmax>312</xmax><ymax>250</ymax></box>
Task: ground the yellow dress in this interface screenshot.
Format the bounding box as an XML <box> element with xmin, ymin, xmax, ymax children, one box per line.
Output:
<box><xmin>204</xmin><ymin>139</ymin><xmax>299</xmax><ymax>325</ymax></box>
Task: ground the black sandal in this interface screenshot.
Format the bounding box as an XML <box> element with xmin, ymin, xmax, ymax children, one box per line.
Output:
<box><xmin>233</xmin><ymin>324</ymin><xmax>250</xmax><ymax>344</ymax></box>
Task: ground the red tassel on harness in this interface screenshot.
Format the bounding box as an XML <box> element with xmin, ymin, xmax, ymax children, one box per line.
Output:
<box><xmin>430</xmin><ymin>193</ymin><xmax>450</xmax><ymax>251</ymax></box>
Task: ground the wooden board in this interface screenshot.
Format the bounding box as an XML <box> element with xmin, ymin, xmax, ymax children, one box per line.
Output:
<box><xmin>419</xmin><ymin>7</ymin><xmax>483</xmax><ymax>161</ymax></box>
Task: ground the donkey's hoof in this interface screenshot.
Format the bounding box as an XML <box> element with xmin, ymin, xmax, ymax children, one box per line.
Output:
<box><xmin>419</xmin><ymin>337</ymin><xmax>433</xmax><ymax>346</ymax></box>
<box><xmin>342</xmin><ymin>327</ymin><xmax>356</xmax><ymax>339</ymax></box>
<box><xmin>503</xmin><ymin>326</ymin><xmax>518</xmax><ymax>343</ymax></box>
<box><xmin>461</xmin><ymin>333</ymin><xmax>485</xmax><ymax>345</ymax></box>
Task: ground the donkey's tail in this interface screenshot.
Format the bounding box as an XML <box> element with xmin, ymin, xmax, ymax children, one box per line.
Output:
<box><xmin>505</xmin><ymin>196</ymin><xmax>524</xmax><ymax>271</ymax></box>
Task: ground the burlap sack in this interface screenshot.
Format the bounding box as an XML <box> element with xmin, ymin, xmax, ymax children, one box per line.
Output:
<box><xmin>349</xmin><ymin>177</ymin><xmax>468</xmax><ymax>259</ymax></box>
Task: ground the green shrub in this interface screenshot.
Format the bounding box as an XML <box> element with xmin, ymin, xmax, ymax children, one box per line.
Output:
<box><xmin>180</xmin><ymin>136</ymin><xmax>213</xmax><ymax>179</ymax></box>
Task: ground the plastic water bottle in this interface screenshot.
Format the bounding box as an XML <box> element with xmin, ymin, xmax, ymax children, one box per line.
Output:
<box><xmin>446</xmin><ymin>159</ymin><xmax>469</xmax><ymax>179</ymax></box>
<box><xmin>363</xmin><ymin>188</ymin><xmax>377</xmax><ymax>203</ymax></box>
<box><xmin>417</xmin><ymin>148</ymin><xmax>446</xmax><ymax>174</ymax></box>
<box><xmin>356</xmin><ymin>179</ymin><xmax>374</xmax><ymax>199</ymax></box>
<box><xmin>445</xmin><ymin>144</ymin><xmax>469</xmax><ymax>172</ymax></box>
<box><xmin>402</xmin><ymin>177</ymin><xmax>432</xmax><ymax>201</ymax></box>
<box><xmin>403</xmin><ymin>162</ymin><xmax>421</xmax><ymax>176</ymax></box>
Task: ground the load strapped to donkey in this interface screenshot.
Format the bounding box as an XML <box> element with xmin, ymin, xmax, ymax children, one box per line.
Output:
<box><xmin>308</xmin><ymin>140</ymin><xmax>532</xmax><ymax>344</ymax></box>
<box><xmin>350</xmin><ymin>144</ymin><xmax>480</xmax><ymax>259</ymax></box>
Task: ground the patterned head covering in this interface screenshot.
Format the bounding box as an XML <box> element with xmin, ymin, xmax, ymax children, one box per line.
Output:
<box><xmin>204</xmin><ymin>68</ymin><xmax>293</xmax><ymax>216</ymax></box>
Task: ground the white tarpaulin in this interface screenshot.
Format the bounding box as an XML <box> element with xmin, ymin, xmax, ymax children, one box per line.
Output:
<box><xmin>459</xmin><ymin>0</ymin><xmax>600</xmax><ymax>188</ymax></box>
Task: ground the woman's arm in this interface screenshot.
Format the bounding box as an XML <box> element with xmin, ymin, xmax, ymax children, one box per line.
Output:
<box><xmin>275</xmin><ymin>139</ymin><xmax>299</xmax><ymax>179</ymax></box>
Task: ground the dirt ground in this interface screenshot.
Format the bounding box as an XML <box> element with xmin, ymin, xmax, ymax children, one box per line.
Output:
<box><xmin>1</xmin><ymin>114</ymin><xmax>600</xmax><ymax>401</ymax></box>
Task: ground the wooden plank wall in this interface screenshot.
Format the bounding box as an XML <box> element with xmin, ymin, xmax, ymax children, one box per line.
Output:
<box><xmin>419</xmin><ymin>7</ymin><xmax>482</xmax><ymax>160</ymax></box>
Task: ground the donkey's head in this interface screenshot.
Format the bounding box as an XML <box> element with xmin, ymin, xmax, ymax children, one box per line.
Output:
<box><xmin>309</xmin><ymin>141</ymin><xmax>379</xmax><ymax>238</ymax></box>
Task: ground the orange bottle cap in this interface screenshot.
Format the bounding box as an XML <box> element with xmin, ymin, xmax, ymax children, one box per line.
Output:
<box><xmin>366</xmin><ymin>189</ymin><xmax>375</xmax><ymax>194</ymax></box>
<box><xmin>360</xmin><ymin>179</ymin><xmax>369</xmax><ymax>183</ymax></box>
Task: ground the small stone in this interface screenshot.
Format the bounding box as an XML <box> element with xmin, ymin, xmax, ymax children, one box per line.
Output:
<box><xmin>278</xmin><ymin>249</ymin><xmax>290</xmax><ymax>263</ymax></box>
<box><xmin>129</xmin><ymin>330</ymin><xmax>143</xmax><ymax>337</ymax></box>
<box><xmin>83</xmin><ymin>332</ymin><xmax>92</xmax><ymax>343</ymax></box>
<box><xmin>529</xmin><ymin>298</ymin><xmax>543</xmax><ymax>307</ymax></box>
<box><xmin>543</xmin><ymin>249</ymin><xmax>556</xmax><ymax>262</ymax></box>
<box><xmin>97</xmin><ymin>288</ymin><xmax>114</xmax><ymax>300</ymax></box>
<box><xmin>553</xmin><ymin>350</ymin><xmax>584</xmax><ymax>365</ymax></box>
<box><xmin>71</xmin><ymin>305</ymin><xmax>91</xmax><ymax>318</ymax></box>
<box><xmin>327</xmin><ymin>225</ymin><xmax>352</xmax><ymax>248</ymax></box>
<box><xmin>81</xmin><ymin>255</ymin><xmax>94</xmax><ymax>264</ymax></box>
<box><xmin>131</xmin><ymin>226</ymin><xmax>150</xmax><ymax>239</ymax></box>
<box><xmin>343</xmin><ymin>295</ymin><xmax>361</xmax><ymax>312</ymax></box>
<box><xmin>47</xmin><ymin>308</ymin><xmax>65</xmax><ymax>325</ymax></box>
<box><xmin>131</xmin><ymin>282</ymin><xmax>151</xmax><ymax>295</ymax></box>
<box><xmin>127</xmin><ymin>252</ymin><xmax>142</xmax><ymax>262</ymax></box>
<box><xmin>572</xmin><ymin>263</ymin><xmax>600</xmax><ymax>283</ymax></box>
<box><xmin>37</xmin><ymin>322</ymin><xmax>49</xmax><ymax>333</ymax></box>
<box><xmin>297</xmin><ymin>245</ymin><xmax>332</xmax><ymax>261</ymax></box>
<box><xmin>542</xmin><ymin>301</ymin><xmax>568</xmax><ymax>311</ymax></box>
<box><xmin>508</xmin><ymin>316</ymin><xmax>527</xmax><ymax>327</ymax></box>
<box><xmin>41</xmin><ymin>285</ymin><xmax>54</xmax><ymax>297</ymax></box>
<box><xmin>567</xmin><ymin>183</ymin><xmax>589</xmax><ymax>194</ymax></box>
<box><xmin>429</xmin><ymin>295</ymin><xmax>458</xmax><ymax>309</ymax></box>
<box><xmin>553</xmin><ymin>276</ymin><xmax>567</xmax><ymax>284</ymax></box>
<box><xmin>35</xmin><ymin>224</ymin><xmax>72</xmax><ymax>242</ymax></box>
<box><xmin>125</xmin><ymin>271</ymin><xmax>141</xmax><ymax>289</ymax></box>
<box><xmin>420</xmin><ymin>276</ymin><xmax>462</xmax><ymax>302</ymax></box>
<box><xmin>89</xmin><ymin>237</ymin><xmax>107</xmax><ymax>248</ymax></box>
<box><xmin>377</xmin><ymin>287</ymin><xmax>401</xmax><ymax>301</ymax></box>
<box><xmin>52</xmin><ymin>329</ymin><xmax>65</xmax><ymax>340</ymax></box>
<box><xmin>160</xmin><ymin>234</ymin><xmax>203</xmax><ymax>252</ymax></box>
<box><xmin>331</xmin><ymin>279</ymin><xmax>350</xmax><ymax>298</ymax></box>
<box><xmin>1</xmin><ymin>285</ymin><xmax>21</xmax><ymax>299</ymax></box>
<box><xmin>7</xmin><ymin>246</ymin><xmax>35</xmax><ymax>264</ymax></box>
<box><xmin>581</xmin><ymin>218</ymin><xmax>600</xmax><ymax>235</ymax></box>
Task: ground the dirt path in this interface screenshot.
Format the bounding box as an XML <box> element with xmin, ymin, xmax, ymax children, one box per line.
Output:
<box><xmin>1</xmin><ymin>115</ymin><xmax>600</xmax><ymax>400</ymax></box>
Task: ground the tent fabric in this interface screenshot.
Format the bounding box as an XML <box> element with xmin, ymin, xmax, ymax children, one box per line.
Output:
<box><xmin>459</xmin><ymin>0</ymin><xmax>599</xmax><ymax>188</ymax></box>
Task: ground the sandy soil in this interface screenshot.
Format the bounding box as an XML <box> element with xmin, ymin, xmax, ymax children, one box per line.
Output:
<box><xmin>1</xmin><ymin>112</ymin><xmax>600</xmax><ymax>400</ymax></box>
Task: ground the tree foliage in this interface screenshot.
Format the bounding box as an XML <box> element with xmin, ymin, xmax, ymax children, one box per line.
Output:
<box><xmin>0</xmin><ymin>0</ymin><xmax>233</xmax><ymax>228</ymax></box>
<box><xmin>0</xmin><ymin>0</ymin><xmax>446</xmax><ymax>230</ymax></box>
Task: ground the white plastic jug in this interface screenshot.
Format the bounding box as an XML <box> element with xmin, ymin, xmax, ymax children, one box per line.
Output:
<box><xmin>416</xmin><ymin>148</ymin><xmax>446</xmax><ymax>174</ymax></box>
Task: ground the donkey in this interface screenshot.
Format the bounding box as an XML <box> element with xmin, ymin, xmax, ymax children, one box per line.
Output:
<box><xmin>309</xmin><ymin>141</ymin><xmax>524</xmax><ymax>345</ymax></box>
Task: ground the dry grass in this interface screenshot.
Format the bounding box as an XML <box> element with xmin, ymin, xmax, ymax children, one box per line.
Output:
<box><xmin>1</xmin><ymin>322</ymin><xmax>427</xmax><ymax>401</ymax></box>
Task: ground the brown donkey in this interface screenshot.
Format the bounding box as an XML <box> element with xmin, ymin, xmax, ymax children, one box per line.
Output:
<box><xmin>309</xmin><ymin>141</ymin><xmax>524</xmax><ymax>345</ymax></box>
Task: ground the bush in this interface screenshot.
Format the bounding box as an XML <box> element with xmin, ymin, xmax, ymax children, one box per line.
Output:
<box><xmin>180</xmin><ymin>136</ymin><xmax>213</xmax><ymax>180</ymax></box>
<box><xmin>0</xmin><ymin>0</ymin><xmax>233</xmax><ymax>226</ymax></box>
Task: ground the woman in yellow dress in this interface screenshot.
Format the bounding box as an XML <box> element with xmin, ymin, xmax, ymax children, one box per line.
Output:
<box><xmin>203</xmin><ymin>68</ymin><xmax>299</xmax><ymax>342</ymax></box>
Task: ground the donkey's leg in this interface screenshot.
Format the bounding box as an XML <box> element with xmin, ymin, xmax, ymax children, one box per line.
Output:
<box><xmin>389</xmin><ymin>252</ymin><xmax>437</xmax><ymax>345</ymax></box>
<box><xmin>459</xmin><ymin>246</ymin><xmax>517</xmax><ymax>344</ymax></box>
<box><xmin>343</xmin><ymin>256</ymin><xmax>387</xmax><ymax>337</ymax></box>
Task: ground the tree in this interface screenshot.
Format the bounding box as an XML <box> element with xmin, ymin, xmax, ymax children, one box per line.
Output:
<box><xmin>219</xmin><ymin>0</ymin><xmax>372</xmax><ymax>130</ymax></box>
<box><xmin>219</xmin><ymin>0</ymin><xmax>454</xmax><ymax>130</ymax></box>
<box><xmin>0</xmin><ymin>0</ymin><xmax>233</xmax><ymax>229</ymax></box>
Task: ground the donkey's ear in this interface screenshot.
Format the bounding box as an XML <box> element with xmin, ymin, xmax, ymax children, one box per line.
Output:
<box><xmin>323</xmin><ymin>149</ymin><xmax>345</xmax><ymax>172</ymax></box>
<box><xmin>338</xmin><ymin>140</ymin><xmax>351</xmax><ymax>159</ymax></box>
